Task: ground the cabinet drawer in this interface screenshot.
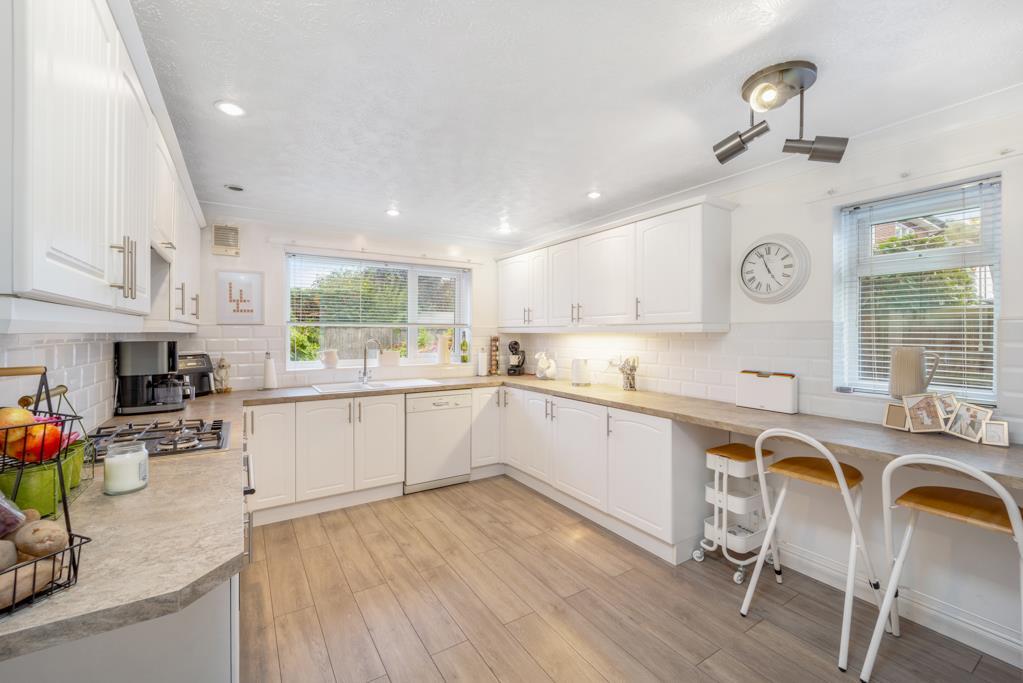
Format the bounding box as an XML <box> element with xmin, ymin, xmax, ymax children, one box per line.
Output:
<box><xmin>406</xmin><ymin>392</ymin><xmax>471</xmax><ymax>413</ymax></box>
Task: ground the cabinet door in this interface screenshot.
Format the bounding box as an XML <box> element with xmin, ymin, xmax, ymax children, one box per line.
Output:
<box><xmin>169</xmin><ymin>187</ymin><xmax>199</xmax><ymax>322</ymax></box>
<box><xmin>520</xmin><ymin>391</ymin><xmax>552</xmax><ymax>482</ymax></box>
<box><xmin>547</xmin><ymin>241</ymin><xmax>578</xmax><ymax>326</ymax></box>
<box><xmin>247</xmin><ymin>404</ymin><xmax>296</xmax><ymax>511</ymax></box>
<box><xmin>471</xmin><ymin>387</ymin><xmax>501</xmax><ymax>467</ymax></box>
<box><xmin>607</xmin><ymin>408</ymin><xmax>672</xmax><ymax>541</ymax></box>
<box><xmin>497</xmin><ymin>255</ymin><xmax>530</xmax><ymax>327</ymax></box>
<box><xmin>111</xmin><ymin>38</ymin><xmax>152</xmax><ymax>314</ymax></box>
<box><xmin>577</xmin><ymin>223</ymin><xmax>635</xmax><ymax>324</ymax></box>
<box><xmin>635</xmin><ymin>208</ymin><xmax>700</xmax><ymax>323</ymax></box>
<box><xmin>354</xmin><ymin>395</ymin><xmax>405</xmax><ymax>489</ymax></box>
<box><xmin>151</xmin><ymin>132</ymin><xmax>177</xmax><ymax>262</ymax></box>
<box><xmin>551</xmin><ymin>398</ymin><xmax>608</xmax><ymax>510</ymax></box>
<box><xmin>13</xmin><ymin>0</ymin><xmax>119</xmax><ymax>309</ymax></box>
<box><xmin>296</xmin><ymin>399</ymin><xmax>355</xmax><ymax>501</ymax></box>
<box><xmin>500</xmin><ymin>388</ymin><xmax>524</xmax><ymax>469</ymax></box>
<box><xmin>526</xmin><ymin>249</ymin><xmax>548</xmax><ymax>325</ymax></box>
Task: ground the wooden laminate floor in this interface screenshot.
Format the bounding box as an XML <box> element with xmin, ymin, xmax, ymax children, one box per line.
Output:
<box><xmin>240</xmin><ymin>475</ymin><xmax>1021</xmax><ymax>683</ymax></box>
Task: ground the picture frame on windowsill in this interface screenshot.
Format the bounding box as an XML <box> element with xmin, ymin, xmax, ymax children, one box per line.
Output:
<box><xmin>945</xmin><ymin>402</ymin><xmax>994</xmax><ymax>443</ymax></box>
<box><xmin>882</xmin><ymin>403</ymin><xmax>909</xmax><ymax>431</ymax></box>
<box><xmin>903</xmin><ymin>393</ymin><xmax>945</xmax><ymax>433</ymax></box>
<box><xmin>981</xmin><ymin>420</ymin><xmax>1010</xmax><ymax>447</ymax></box>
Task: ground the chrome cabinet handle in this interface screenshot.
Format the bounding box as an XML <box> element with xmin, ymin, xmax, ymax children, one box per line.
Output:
<box><xmin>571</xmin><ymin>303</ymin><xmax>577</xmax><ymax>323</ymax></box>
<box><xmin>607</xmin><ymin>413</ymin><xmax>612</xmax><ymax>435</ymax></box>
<box><xmin>174</xmin><ymin>283</ymin><xmax>186</xmax><ymax>313</ymax></box>
<box><xmin>130</xmin><ymin>239</ymin><xmax>138</xmax><ymax>300</ymax></box>
<box><xmin>358</xmin><ymin>402</ymin><xmax>362</xmax><ymax>422</ymax></box>
<box><xmin>242</xmin><ymin>410</ymin><xmax>247</xmax><ymax>438</ymax></box>
<box><xmin>348</xmin><ymin>402</ymin><xmax>353</xmax><ymax>423</ymax></box>
<box><xmin>191</xmin><ymin>293</ymin><xmax>200</xmax><ymax>318</ymax></box>
<box><xmin>544</xmin><ymin>398</ymin><xmax>549</xmax><ymax>419</ymax></box>
<box><xmin>109</xmin><ymin>236</ymin><xmax>129</xmax><ymax>295</ymax></box>
<box><xmin>522</xmin><ymin>307</ymin><xmax>527</xmax><ymax>325</ymax></box>
<box><xmin>576</xmin><ymin>303</ymin><xmax>582</xmax><ymax>322</ymax></box>
<box><xmin>635</xmin><ymin>297</ymin><xmax>640</xmax><ymax>320</ymax></box>
<box><xmin>549</xmin><ymin>400</ymin><xmax>556</xmax><ymax>420</ymax></box>
<box><xmin>250</xmin><ymin>410</ymin><xmax>255</xmax><ymax>435</ymax></box>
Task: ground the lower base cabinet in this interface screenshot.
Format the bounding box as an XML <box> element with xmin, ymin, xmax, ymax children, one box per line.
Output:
<box><xmin>551</xmin><ymin>397</ymin><xmax>608</xmax><ymax>510</ymax></box>
<box><xmin>245</xmin><ymin>394</ymin><xmax>405</xmax><ymax>512</ymax></box>
<box><xmin>296</xmin><ymin>398</ymin><xmax>354</xmax><ymax>501</ymax></box>
<box><xmin>607</xmin><ymin>408</ymin><xmax>674</xmax><ymax>540</ymax></box>
<box><xmin>246</xmin><ymin>403</ymin><xmax>296</xmax><ymax>511</ymax></box>
<box><xmin>471</xmin><ymin>387</ymin><xmax>501</xmax><ymax>467</ymax></box>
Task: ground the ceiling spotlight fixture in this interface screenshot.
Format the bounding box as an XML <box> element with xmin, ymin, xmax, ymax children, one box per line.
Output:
<box><xmin>586</xmin><ymin>190</ymin><xmax>602</xmax><ymax>200</ymax></box>
<box><xmin>386</xmin><ymin>207</ymin><xmax>400</xmax><ymax>217</ymax></box>
<box><xmin>224</xmin><ymin>184</ymin><xmax>244</xmax><ymax>192</ymax></box>
<box><xmin>713</xmin><ymin>115</ymin><xmax>770</xmax><ymax>164</ymax></box>
<box><xmin>213</xmin><ymin>100</ymin><xmax>246</xmax><ymax>117</ymax></box>
<box><xmin>497</xmin><ymin>219</ymin><xmax>512</xmax><ymax>234</ymax></box>
<box><xmin>781</xmin><ymin>87</ymin><xmax>849</xmax><ymax>163</ymax></box>
<box><xmin>741</xmin><ymin>60</ymin><xmax>817</xmax><ymax>113</ymax></box>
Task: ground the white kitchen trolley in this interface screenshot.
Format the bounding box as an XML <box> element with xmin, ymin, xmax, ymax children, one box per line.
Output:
<box><xmin>692</xmin><ymin>443</ymin><xmax>774</xmax><ymax>583</ymax></box>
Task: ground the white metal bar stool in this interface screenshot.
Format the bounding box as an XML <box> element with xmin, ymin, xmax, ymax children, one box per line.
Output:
<box><xmin>860</xmin><ymin>454</ymin><xmax>1023</xmax><ymax>682</ymax></box>
<box><xmin>740</xmin><ymin>428</ymin><xmax>888</xmax><ymax>672</ymax></box>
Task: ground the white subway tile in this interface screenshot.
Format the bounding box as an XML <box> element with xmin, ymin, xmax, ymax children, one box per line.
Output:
<box><xmin>205</xmin><ymin>339</ymin><xmax>237</xmax><ymax>352</ymax></box>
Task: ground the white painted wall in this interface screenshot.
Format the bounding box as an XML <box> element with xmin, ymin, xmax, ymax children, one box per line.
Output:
<box><xmin>181</xmin><ymin>218</ymin><xmax>503</xmax><ymax>390</ymax></box>
<box><xmin>506</xmin><ymin>85</ymin><xmax>1023</xmax><ymax>665</ymax></box>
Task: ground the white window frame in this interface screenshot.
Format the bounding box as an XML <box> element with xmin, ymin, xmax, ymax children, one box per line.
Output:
<box><xmin>285</xmin><ymin>253</ymin><xmax>471</xmax><ymax>370</ymax></box>
<box><xmin>833</xmin><ymin>177</ymin><xmax>1001</xmax><ymax>404</ymax></box>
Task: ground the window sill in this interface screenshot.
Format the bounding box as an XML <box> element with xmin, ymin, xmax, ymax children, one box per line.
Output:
<box><xmin>286</xmin><ymin>359</ymin><xmax>471</xmax><ymax>373</ymax></box>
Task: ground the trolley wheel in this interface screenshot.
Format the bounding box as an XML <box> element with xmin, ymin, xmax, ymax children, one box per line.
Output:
<box><xmin>733</xmin><ymin>570</ymin><xmax>745</xmax><ymax>585</ymax></box>
<box><xmin>691</xmin><ymin>548</ymin><xmax>705</xmax><ymax>562</ymax></box>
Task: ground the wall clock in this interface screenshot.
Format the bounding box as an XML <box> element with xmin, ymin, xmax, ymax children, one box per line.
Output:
<box><xmin>738</xmin><ymin>234</ymin><xmax>811</xmax><ymax>303</ymax></box>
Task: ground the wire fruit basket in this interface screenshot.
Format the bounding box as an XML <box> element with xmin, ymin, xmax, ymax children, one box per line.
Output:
<box><xmin>0</xmin><ymin>366</ymin><xmax>91</xmax><ymax>616</ymax></box>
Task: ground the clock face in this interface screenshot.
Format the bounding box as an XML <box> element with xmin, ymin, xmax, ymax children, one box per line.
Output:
<box><xmin>739</xmin><ymin>238</ymin><xmax>808</xmax><ymax>302</ymax></box>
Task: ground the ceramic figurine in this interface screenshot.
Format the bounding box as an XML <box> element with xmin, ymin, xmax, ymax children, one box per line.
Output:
<box><xmin>213</xmin><ymin>357</ymin><xmax>232</xmax><ymax>393</ymax></box>
<box><xmin>535</xmin><ymin>351</ymin><xmax>557</xmax><ymax>380</ymax></box>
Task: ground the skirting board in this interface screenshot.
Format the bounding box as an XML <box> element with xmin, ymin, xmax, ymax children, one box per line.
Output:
<box><xmin>502</xmin><ymin>466</ymin><xmax>699</xmax><ymax>565</ymax></box>
<box><xmin>251</xmin><ymin>483</ymin><xmax>404</xmax><ymax>526</ymax></box>
<box><xmin>777</xmin><ymin>540</ymin><xmax>1022</xmax><ymax>668</ymax></box>
<box><xmin>470</xmin><ymin>463</ymin><xmax>505</xmax><ymax>480</ymax></box>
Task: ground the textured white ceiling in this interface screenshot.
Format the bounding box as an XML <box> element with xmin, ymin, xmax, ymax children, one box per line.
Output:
<box><xmin>130</xmin><ymin>0</ymin><xmax>1023</xmax><ymax>244</ymax></box>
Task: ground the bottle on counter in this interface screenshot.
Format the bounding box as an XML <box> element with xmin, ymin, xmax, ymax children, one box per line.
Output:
<box><xmin>460</xmin><ymin>331</ymin><xmax>470</xmax><ymax>364</ymax></box>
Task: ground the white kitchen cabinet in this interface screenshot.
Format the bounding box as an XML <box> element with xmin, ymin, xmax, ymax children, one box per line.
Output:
<box><xmin>500</xmin><ymin>387</ymin><xmax>525</xmax><ymax>470</ymax></box>
<box><xmin>169</xmin><ymin>187</ymin><xmax>201</xmax><ymax>323</ymax></box>
<box><xmin>577</xmin><ymin>223</ymin><xmax>635</xmax><ymax>324</ymax></box>
<box><xmin>526</xmin><ymin>248</ymin><xmax>548</xmax><ymax>325</ymax></box>
<box><xmin>634</xmin><ymin>205</ymin><xmax>730</xmax><ymax>325</ymax></box>
<box><xmin>471</xmin><ymin>387</ymin><xmax>501</xmax><ymax>467</ymax></box>
<box><xmin>354</xmin><ymin>394</ymin><xmax>406</xmax><ymax>489</ymax></box>
<box><xmin>246</xmin><ymin>404</ymin><xmax>297</xmax><ymax>511</ymax></box>
<box><xmin>547</xmin><ymin>240</ymin><xmax>578</xmax><ymax>326</ymax></box>
<box><xmin>496</xmin><ymin>249</ymin><xmax>547</xmax><ymax>327</ymax></box>
<box><xmin>151</xmin><ymin>133</ymin><xmax>177</xmax><ymax>262</ymax></box>
<box><xmin>550</xmin><ymin>397</ymin><xmax>607</xmax><ymax>510</ymax></box>
<box><xmin>111</xmin><ymin>36</ymin><xmax>152</xmax><ymax>314</ymax></box>
<box><xmin>520</xmin><ymin>391</ymin><xmax>553</xmax><ymax>482</ymax></box>
<box><xmin>606</xmin><ymin>408</ymin><xmax>673</xmax><ymax>539</ymax></box>
<box><xmin>11</xmin><ymin>0</ymin><xmax>122</xmax><ymax>309</ymax></box>
<box><xmin>295</xmin><ymin>399</ymin><xmax>355</xmax><ymax>501</ymax></box>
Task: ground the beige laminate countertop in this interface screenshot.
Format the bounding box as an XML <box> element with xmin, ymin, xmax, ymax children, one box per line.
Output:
<box><xmin>0</xmin><ymin>450</ymin><xmax>245</xmax><ymax>661</ymax></box>
<box><xmin>240</xmin><ymin>375</ymin><xmax>1023</xmax><ymax>490</ymax></box>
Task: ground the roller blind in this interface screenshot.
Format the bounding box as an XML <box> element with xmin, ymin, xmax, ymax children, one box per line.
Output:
<box><xmin>834</xmin><ymin>177</ymin><xmax>1001</xmax><ymax>403</ymax></box>
<box><xmin>287</xmin><ymin>254</ymin><xmax>469</xmax><ymax>326</ymax></box>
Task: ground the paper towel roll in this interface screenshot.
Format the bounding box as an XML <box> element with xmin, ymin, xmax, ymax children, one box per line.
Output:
<box><xmin>477</xmin><ymin>350</ymin><xmax>488</xmax><ymax>376</ymax></box>
<box><xmin>262</xmin><ymin>352</ymin><xmax>278</xmax><ymax>390</ymax></box>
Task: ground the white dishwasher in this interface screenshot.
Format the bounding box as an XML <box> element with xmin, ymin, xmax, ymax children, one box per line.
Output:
<box><xmin>405</xmin><ymin>390</ymin><xmax>472</xmax><ymax>493</ymax></box>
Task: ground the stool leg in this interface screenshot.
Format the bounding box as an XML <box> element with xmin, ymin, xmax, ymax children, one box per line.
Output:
<box><xmin>861</xmin><ymin>510</ymin><xmax>918</xmax><ymax>683</ymax></box>
<box><xmin>838</xmin><ymin>491</ymin><xmax>864</xmax><ymax>672</ymax></box>
<box><xmin>740</xmin><ymin>479</ymin><xmax>788</xmax><ymax>617</ymax></box>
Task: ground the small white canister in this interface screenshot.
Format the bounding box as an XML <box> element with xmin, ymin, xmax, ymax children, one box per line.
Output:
<box><xmin>103</xmin><ymin>442</ymin><xmax>149</xmax><ymax>496</ymax></box>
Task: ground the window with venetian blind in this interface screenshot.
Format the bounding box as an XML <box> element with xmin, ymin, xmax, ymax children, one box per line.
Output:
<box><xmin>834</xmin><ymin>177</ymin><xmax>1001</xmax><ymax>404</ymax></box>
<box><xmin>286</xmin><ymin>253</ymin><xmax>471</xmax><ymax>367</ymax></box>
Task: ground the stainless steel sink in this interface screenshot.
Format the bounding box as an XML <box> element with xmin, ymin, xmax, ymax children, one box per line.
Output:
<box><xmin>311</xmin><ymin>378</ymin><xmax>441</xmax><ymax>393</ymax></box>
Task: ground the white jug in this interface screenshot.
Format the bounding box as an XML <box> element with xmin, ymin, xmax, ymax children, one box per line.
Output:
<box><xmin>320</xmin><ymin>349</ymin><xmax>339</xmax><ymax>369</ymax></box>
<box><xmin>888</xmin><ymin>346</ymin><xmax>940</xmax><ymax>399</ymax></box>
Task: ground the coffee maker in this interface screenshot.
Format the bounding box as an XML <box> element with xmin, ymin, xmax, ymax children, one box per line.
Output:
<box><xmin>114</xmin><ymin>341</ymin><xmax>185</xmax><ymax>414</ymax></box>
<box><xmin>507</xmin><ymin>340</ymin><xmax>526</xmax><ymax>376</ymax></box>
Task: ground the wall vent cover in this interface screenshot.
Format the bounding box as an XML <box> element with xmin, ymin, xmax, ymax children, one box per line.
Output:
<box><xmin>212</xmin><ymin>224</ymin><xmax>240</xmax><ymax>256</ymax></box>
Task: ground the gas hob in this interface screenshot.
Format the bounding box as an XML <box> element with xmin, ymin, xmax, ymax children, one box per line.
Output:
<box><xmin>89</xmin><ymin>418</ymin><xmax>230</xmax><ymax>459</ymax></box>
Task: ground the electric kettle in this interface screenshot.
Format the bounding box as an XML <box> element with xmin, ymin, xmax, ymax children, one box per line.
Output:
<box><xmin>888</xmin><ymin>346</ymin><xmax>941</xmax><ymax>399</ymax></box>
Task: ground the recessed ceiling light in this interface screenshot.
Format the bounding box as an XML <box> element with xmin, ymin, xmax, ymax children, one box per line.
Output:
<box><xmin>214</xmin><ymin>100</ymin><xmax>246</xmax><ymax>117</ymax></box>
<box><xmin>586</xmin><ymin>191</ymin><xmax>602</xmax><ymax>199</ymax></box>
<box><xmin>386</xmin><ymin>207</ymin><xmax>400</xmax><ymax>217</ymax></box>
<box><xmin>224</xmin><ymin>184</ymin><xmax>244</xmax><ymax>192</ymax></box>
<box><xmin>497</xmin><ymin>220</ymin><xmax>512</xmax><ymax>234</ymax></box>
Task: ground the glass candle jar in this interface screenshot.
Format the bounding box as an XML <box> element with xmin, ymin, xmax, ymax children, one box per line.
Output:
<box><xmin>103</xmin><ymin>443</ymin><xmax>149</xmax><ymax>495</ymax></box>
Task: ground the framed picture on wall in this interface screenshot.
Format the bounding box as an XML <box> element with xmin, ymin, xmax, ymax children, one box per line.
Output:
<box><xmin>216</xmin><ymin>270</ymin><xmax>264</xmax><ymax>325</ymax></box>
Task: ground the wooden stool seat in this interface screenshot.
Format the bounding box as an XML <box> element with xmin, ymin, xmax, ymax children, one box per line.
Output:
<box><xmin>896</xmin><ymin>486</ymin><xmax>1023</xmax><ymax>535</ymax></box>
<box><xmin>768</xmin><ymin>457</ymin><xmax>864</xmax><ymax>490</ymax></box>
<box><xmin>706</xmin><ymin>443</ymin><xmax>773</xmax><ymax>462</ymax></box>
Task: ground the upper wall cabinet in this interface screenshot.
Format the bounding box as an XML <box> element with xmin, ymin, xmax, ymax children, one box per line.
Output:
<box><xmin>497</xmin><ymin>249</ymin><xmax>548</xmax><ymax>327</ymax></box>
<box><xmin>497</xmin><ymin>201</ymin><xmax>732</xmax><ymax>333</ymax></box>
<box><xmin>4</xmin><ymin>0</ymin><xmax>202</xmax><ymax>328</ymax></box>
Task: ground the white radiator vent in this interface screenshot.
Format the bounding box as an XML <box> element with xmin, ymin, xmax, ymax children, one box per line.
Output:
<box><xmin>212</xmin><ymin>224</ymin><xmax>240</xmax><ymax>256</ymax></box>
